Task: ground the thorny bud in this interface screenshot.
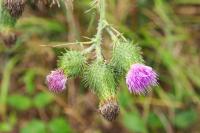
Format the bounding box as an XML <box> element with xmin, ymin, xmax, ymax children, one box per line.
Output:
<box><xmin>4</xmin><ymin>0</ymin><xmax>26</xmax><ymax>18</ymax></box>
<box><xmin>99</xmin><ymin>97</ymin><xmax>120</xmax><ymax>121</ymax></box>
<box><xmin>83</xmin><ymin>62</ymin><xmax>116</xmax><ymax>100</ymax></box>
<box><xmin>84</xmin><ymin>62</ymin><xmax>119</xmax><ymax>121</ymax></box>
<box><xmin>111</xmin><ymin>40</ymin><xmax>143</xmax><ymax>74</ymax></box>
<box><xmin>0</xmin><ymin>31</ymin><xmax>17</xmax><ymax>47</ymax></box>
<box><xmin>58</xmin><ymin>51</ymin><xmax>86</xmax><ymax>77</ymax></box>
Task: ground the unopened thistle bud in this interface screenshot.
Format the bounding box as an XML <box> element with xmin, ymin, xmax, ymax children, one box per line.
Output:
<box><xmin>58</xmin><ymin>51</ymin><xmax>86</xmax><ymax>77</ymax></box>
<box><xmin>0</xmin><ymin>28</ymin><xmax>17</xmax><ymax>46</ymax></box>
<box><xmin>99</xmin><ymin>97</ymin><xmax>120</xmax><ymax>121</ymax></box>
<box><xmin>126</xmin><ymin>63</ymin><xmax>158</xmax><ymax>94</ymax></box>
<box><xmin>111</xmin><ymin>40</ymin><xmax>143</xmax><ymax>73</ymax></box>
<box><xmin>46</xmin><ymin>69</ymin><xmax>67</xmax><ymax>93</ymax></box>
<box><xmin>4</xmin><ymin>0</ymin><xmax>26</xmax><ymax>18</ymax></box>
<box><xmin>84</xmin><ymin>62</ymin><xmax>119</xmax><ymax>121</ymax></box>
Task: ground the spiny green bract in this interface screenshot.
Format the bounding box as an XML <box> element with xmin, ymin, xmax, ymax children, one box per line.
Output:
<box><xmin>111</xmin><ymin>40</ymin><xmax>143</xmax><ymax>73</ymax></box>
<box><xmin>83</xmin><ymin>62</ymin><xmax>117</xmax><ymax>101</ymax></box>
<box><xmin>0</xmin><ymin>6</ymin><xmax>17</xmax><ymax>28</ymax></box>
<box><xmin>58</xmin><ymin>51</ymin><xmax>86</xmax><ymax>77</ymax></box>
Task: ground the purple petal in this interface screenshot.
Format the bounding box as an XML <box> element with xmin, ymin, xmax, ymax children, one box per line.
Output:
<box><xmin>126</xmin><ymin>63</ymin><xmax>158</xmax><ymax>94</ymax></box>
<box><xmin>46</xmin><ymin>69</ymin><xmax>67</xmax><ymax>93</ymax></box>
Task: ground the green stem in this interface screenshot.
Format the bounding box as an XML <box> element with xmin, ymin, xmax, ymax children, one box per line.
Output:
<box><xmin>94</xmin><ymin>0</ymin><xmax>106</xmax><ymax>62</ymax></box>
<box><xmin>63</xmin><ymin>1</ymin><xmax>80</xmax><ymax>40</ymax></box>
<box><xmin>105</xmin><ymin>21</ymin><xmax>127</xmax><ymax>43</ymax></box>
<box><xmin>106</xmin><ymin>27</ymin><xmax>118</xmax><ymax>42</ymax></box>
<box><xmin>82</xmin><ymin>44</ymin><xmax>95</xmax><ymax>54</ymax></box>
<box><xmin>0</xmin><ymin>57</ymin><xmax>18</xmax><ymax>120</ymax></box>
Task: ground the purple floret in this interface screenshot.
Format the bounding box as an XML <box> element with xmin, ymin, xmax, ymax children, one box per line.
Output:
<box><xmin>46</xmin><ymin>69</ymin><xmax>67</xmax><ymax>93</ymax></box>
<box><xmin>126</xmin><ymin>63</ymin><xmax>158</xmax><ymax>94</ymax></box>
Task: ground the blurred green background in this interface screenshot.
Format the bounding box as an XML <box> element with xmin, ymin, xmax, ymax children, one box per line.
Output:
<box><xmin>0</xmin><ymin>0</ymin><xmax>200</xmax><ymax>133</ymax></box>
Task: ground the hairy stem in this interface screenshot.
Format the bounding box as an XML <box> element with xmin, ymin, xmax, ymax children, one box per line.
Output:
<box><xmin>82</xmin><ymin>44</ymin><xmax>95</xmax><ymax>54</ymax></box>
<box><xmin>94</xmin><ymin>0</ymin><xmax>106</xmax><ymax>62</ymax></box>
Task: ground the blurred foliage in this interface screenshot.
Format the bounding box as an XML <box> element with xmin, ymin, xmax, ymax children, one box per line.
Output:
<box><xmin>20</xmin><ymin>118</ymin><xmax>72</xmax><ymax>133</ymax></box>
<box><xmin>8</xmin><ymin>94</ymin><xmax>32</xmax><ymax>111</ymax></box>
<box><xmin>123</xmin><ymin>112</ymin><xmax>147</xmax><ymax>133</ymax></box>
<box><xmin>0</xmin><ymin>0</ymin><xmax>200</xmax><ymax>133</ymax></box>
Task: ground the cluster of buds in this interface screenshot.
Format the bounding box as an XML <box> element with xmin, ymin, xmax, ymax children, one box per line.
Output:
<box><xmin>46</xmin><ymin>42</ymin><xmax>158</xmax><ymax>121</ymax></box>
<box><xmin>45</xmin><ymin>0</ymin><xmax>158</xmax><ymax>121</ymax></box>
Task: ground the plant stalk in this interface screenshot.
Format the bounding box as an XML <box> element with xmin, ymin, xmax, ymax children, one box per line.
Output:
<box><xmin>94</xmin><ymin>0</ymin><xmax>106</xmax><ymax>62</ymax></box>
<box><xmin>0</xmin><ymin>57</ymin><xmax>18</xmax><ymax>120</ymax></box>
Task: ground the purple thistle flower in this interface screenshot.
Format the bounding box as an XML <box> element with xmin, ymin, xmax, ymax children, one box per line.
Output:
<box><xmin>126</xmin><ymin>63</ymin><xmax>158</xmax><ymax>94</ymax></box>
<box><xmin>46</xmin><ymin>69</ymin><xmax>67</xmax><ymax>93</ymax></box>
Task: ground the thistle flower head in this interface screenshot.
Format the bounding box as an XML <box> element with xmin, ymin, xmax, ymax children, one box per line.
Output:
<box><xmin>46</xmin><ymin>69</ymin><xmax>67</xmax><ymax>93</ymax></box>
<box><xmin>126</xmin><ymin>63</ymin><xmax>158</xmax><ymax>94</ymax></box>
<box><xmin>99</xmin><ymin>98</ymin><xmax>120</xmax><ymax>121</ymax></box>
<box><xmin>4</xmin><ymin>0</ymin><xmax>26</xmax><ymax>18</ymax></box>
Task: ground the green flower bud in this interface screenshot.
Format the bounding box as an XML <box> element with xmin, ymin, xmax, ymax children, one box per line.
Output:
<box><xmin>111</xmin><ymin>40</ymin><xmax>143</xmax><ymax>73</ymax></box>
<box><xmin>99</xmin><ymin>97</ymin><xmax>119</xmax><ymax>121</ymax></box>
<box><xmin>0</xmin><ymin>27</ymin><xmax>17</xmax><ymax>46</ymax></box>
<box><xmin>83</xmin><ymin>62</ymin><xmax>116</xmax><ymax>100</ymax></box>
<box><xmin>0</xmin><ymin>4</ymin><xmax>17</xmax><ymax>28</ymax></box>
<box><xmin>83</xmin><ymin>62</ymin><xmax>119</xmax><ymax>121</ymax></box>
<box><xmin>58</xmin><ymin>51</ymin><xmax>86</xmax><ymax>77</ymax></box>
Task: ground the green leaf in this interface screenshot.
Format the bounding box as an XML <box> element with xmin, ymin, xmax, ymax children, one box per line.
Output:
<box><xmin>176</xmin><ymin>0</ymin><xmax>200</xmax><ymax>4</ymax></box>
<box><xmin>48</xmin><ymin>118</ymin><xmax>73</xmax><ymax>133</ymax></box>
<box><xmin>123</xmin><ymin>112</ymin><xmax>146</xmax><ymax>133</ymax></box>
<box><xmin>0</xmin><ymin>113</ymin><xmax>17</xmax><ymax>132</ymax></box>
<box><xmin>33</xmin><ymin>92</ymin><xmax>53</xmax><ymax>108</ymax></box>
<box><xmin>0</xmin><ymin>122</ymin><xmax>13</xmax><ymax>132</ymax></box>
<box><xmin>147</xmin><ymin>112</ymin><xmax>163</xmax><ymax>128</ymax></box>
<box><xmin>20</xmin><ymin>120</ymin><xmax>46</xmax><ymax>133</ymax></box>
<box><xmin>8</xmin><ymin>94</ymin><xmax>32</xmax><ymax>111</ymax></box>
<box><xmin>173</xmin><ymin>109</ymin><xmax>197</xmax><ymax>129</ymax></box>
<box><xmin>118</xmin><ymin>89</ymin><xmax>132</xmax><ymax>108</ymax></box>
<box><xmin>16</xmin><ymin>17</ymin><xmax>67</xmax><ymax>37</ymax></box>
<box><xmin>23</xmin><ymin>70</ymin><xmax>36</xmax><ymax>94</ymax></box>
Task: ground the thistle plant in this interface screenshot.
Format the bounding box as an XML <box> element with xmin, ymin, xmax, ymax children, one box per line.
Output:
<box><xmin>0</xmin><ymin>0</ymin><xmax>26</xmax><ymax>46</ymax></box>
<box><xmin>45</xmin><ymin>0</ymin><xmax>158</xmax><ymax>121</ymax></box>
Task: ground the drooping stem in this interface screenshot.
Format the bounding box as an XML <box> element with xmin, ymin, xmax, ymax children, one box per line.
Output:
<box><xmin>94</xmin><ymin>0</ymin><xmax>106</xmax><ymax>62</ymax></box>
